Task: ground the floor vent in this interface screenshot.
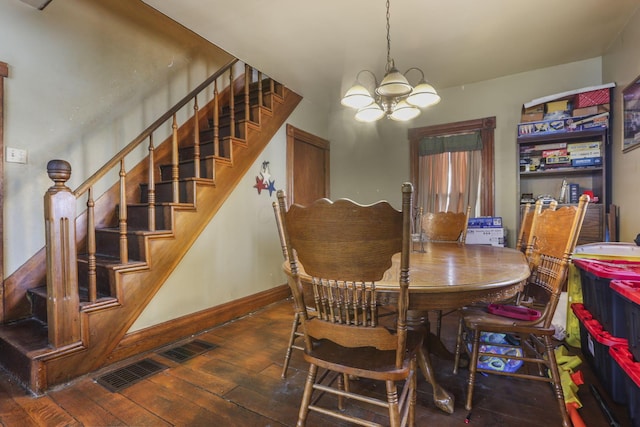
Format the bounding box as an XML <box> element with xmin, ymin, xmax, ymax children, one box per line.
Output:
<box><xmin>159</xmin><ymin>339</ymin><xmax>218</xmax><ymax>363</ymax></box>
<box><xmin>96</xmin><ymin>358</ymin><xmax>168</xmax><ymax>392</ymax></box>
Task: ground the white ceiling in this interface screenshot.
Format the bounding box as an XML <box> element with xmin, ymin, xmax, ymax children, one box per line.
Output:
<box><xmin>142</xmin><ymin>0</ymin><xmax>640</xmax><ymax>110</ymax></box>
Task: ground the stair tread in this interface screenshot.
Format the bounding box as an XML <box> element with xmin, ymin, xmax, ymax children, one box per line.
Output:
<box><xmin>0</xmin><ymin>318</ymin><xmax>49</xmax><ymax>353</ymax></box>
<box><xmin>94</xmin><ymin>228</ymin><xmax>173</xmax><ymax>236</ymax></box>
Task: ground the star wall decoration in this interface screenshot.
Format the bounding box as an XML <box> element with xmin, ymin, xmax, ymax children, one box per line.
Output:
<box><xmin>254</xmin><ymin>161</ymin><xmax>276</xmax><ymax>196</ymax></box>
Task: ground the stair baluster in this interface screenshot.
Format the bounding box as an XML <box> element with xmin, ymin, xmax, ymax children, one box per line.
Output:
<box><xmin>213</xmin><ymin>80</ymin><xmax>220</xmax><ymax>158</ymax></box>
<box><xmin>229</xmin><ymin>67</ymin><xmax>235</xmax><ymax>139</ymax></box>
<box><xmin>193</xmin><ymin>96</ymin><xmax>201</xmax><ymax>179</ymax></box>
<box><xmin>171</xmin><ymin>114</ymin><xmax>179</xmax><ymax>203</ymax></box>
<box><xmin>244</xmin><ymin>64</ymin><xmax>250</xmax><ymax>122</ymax></box>
<box><xmin>87</xmin><ymin>186</ymin><xmax>97</xmax><ymax>302</ymax></box>
<box><xmin>258</xmin><ymin>71</ymin><xmax>263</xmax><ymax>109</ymax></box>
<box><xmin>147</xmin><ymin>134</ymin><xmax>156</xmax><ymax>232</ymax></box>
<box><xmin>118</xmin><ymin>159</ymin><xmax>129</xmax><ymax>264</ymax></box>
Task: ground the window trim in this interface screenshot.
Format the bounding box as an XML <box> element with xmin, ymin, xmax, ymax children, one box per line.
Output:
<box><xmin>408</xmin><ymin>117</ymin><xmax>495</xmax><ymax>216</ymax></box>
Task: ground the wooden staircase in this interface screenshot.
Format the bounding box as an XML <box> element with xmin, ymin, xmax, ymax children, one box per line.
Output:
<box><xmin>0</xmin><ymin>59</ymin><xmax>302</xmax><ymax>394</ymax></box>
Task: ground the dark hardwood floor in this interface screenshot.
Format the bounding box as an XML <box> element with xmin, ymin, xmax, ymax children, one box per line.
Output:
<box><xmin>0</xmin><ymin>299</ymin><xmax>632</xmax><ymax>426</ymax></box>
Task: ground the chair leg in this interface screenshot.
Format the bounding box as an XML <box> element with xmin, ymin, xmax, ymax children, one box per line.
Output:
<box><xmin>297</xmin><ymin>363</ymin><xmax>317</xmax><ymax>427</ymax></box>
<box><xmin>385</xmin><ymin>379</ymin><xmax>401</xmax><ymax>427</ymax></box>
<box><xmin>282</xmin><ymin>312</ymin><xmax>301</xmax><ymax>379</ymax></box>
<box><xmin>465</xmin><ymin>328</ymin><xmax>481</xmax><ymax>411</ymax></box>
<box><xmin>544</xmin><ymin>335</ymin><xmax>572</xmax><ymax>427</ymax></box>
<box><xmin>453</xmin><ymin>317</ymin><xmax>464</xmax><ymax>374</ymax></box>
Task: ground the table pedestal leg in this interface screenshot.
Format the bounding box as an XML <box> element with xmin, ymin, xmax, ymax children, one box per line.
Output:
<box><xmin>408</xmin><ymin>310</ymin><xmax>455</xmax><ymax>414</ymax></box>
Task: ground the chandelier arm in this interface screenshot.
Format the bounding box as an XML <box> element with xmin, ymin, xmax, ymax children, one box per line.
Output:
<box><xmin>356</xmin><ymin>69</ymin><xmax>379</xmax><ymax>89</ymax></box>
<box><xmin>404</xmin><ymin>67</ymin><xmax>426</xmax><ymax>83</ymax></box>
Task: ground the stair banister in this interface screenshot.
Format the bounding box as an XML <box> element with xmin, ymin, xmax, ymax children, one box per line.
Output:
<box><xmin>72</xmin><ymin>58</ymin><xmax>238</xmax><ymax>198</ymax></box>
<box><xmin>43</xmin><ymin>59</ymin><xmax>238</xmax><ymax>347</ymax></box>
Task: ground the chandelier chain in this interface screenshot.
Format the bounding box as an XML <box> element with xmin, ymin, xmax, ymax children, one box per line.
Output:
<box><xmin>385</xmin><ymin>0</ymin><xmax>392</xmax><ymax>69</ymax></box>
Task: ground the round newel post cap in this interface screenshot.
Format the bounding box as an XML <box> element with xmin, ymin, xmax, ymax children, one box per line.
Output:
<box><xmin>47</xmin><ymin>159</ymin><xmax>71</xmax><ymax>186</ymax></box>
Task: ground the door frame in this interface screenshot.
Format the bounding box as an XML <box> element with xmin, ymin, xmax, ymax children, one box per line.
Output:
<box><xmin>0</xmin><ymin>62</ymin><xmax>8</xmax><ymax>318</ymax></box>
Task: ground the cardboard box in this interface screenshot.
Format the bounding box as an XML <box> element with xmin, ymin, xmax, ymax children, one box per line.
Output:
<box><xmin>521</xmin><ymin>112</ymin><xmax>544</xmax><ymax>122</ymax></box>
<box><xmin>546</xmin><ymin>155</ymin><xmax>571</xmax><ymax>165</ymax></box>
<box><xmin>467</xmin><ymin>217</ymin><xmax>503</xmax><ymax>228</ymax></box>
<box><xmin>521</xmin><ymin>105</ymin><xmax>545</xmax><ymax>123</ymax></box>
<box><xmin>571</xmin><ymin>157</ymin><xmax>602</xmax><ymax>167</ymax></box>
<box><xmin>542</xmin><ymin>148</ymin><xmax>568</xmax><ymax>158</ymax></box>
<box><xmin>571</xmin><ymin>150</ymin><xmax>602</xmax><ymax>159</ymax></box>
<box><xmin>568</xmin><ymin>141</ymin><xmax>602</xmax><ymax>152</ymax></box>
<box><xmin>465</xmin><ymin>228</ymin><xmax>506</xmax><ymax>247</ymax></box>
<box><xmin>518</xmin><ymin>113</ymin><xmax>609</xmax><ymax>137</ymax></box>
<box><xmin>572</xmin><ymin>104</ymin><xmax>610</xmax><ymax>117</ymax></box>
<box><xmin>575</xmin><ymin>89</ymin><xmax>610</xmax><ymax>108</ymax></box>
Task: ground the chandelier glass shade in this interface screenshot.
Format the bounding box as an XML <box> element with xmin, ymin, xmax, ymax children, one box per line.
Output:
<box><xmin>341</xmin><ymin>0</ymin><xmax>440</xmax><ymax>123</ymax></box>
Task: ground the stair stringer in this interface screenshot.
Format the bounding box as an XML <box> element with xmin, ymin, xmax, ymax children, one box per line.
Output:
<box><xmin>29</xmin><ymin>87</ymin><xmax>302</xmax><ymax>392</ymax></box>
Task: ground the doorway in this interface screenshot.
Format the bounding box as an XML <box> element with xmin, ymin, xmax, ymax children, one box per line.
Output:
<box><xmin>286</xmin><ymin>124</ymin><xmax>330</xmax><ymax>206</ymax></box>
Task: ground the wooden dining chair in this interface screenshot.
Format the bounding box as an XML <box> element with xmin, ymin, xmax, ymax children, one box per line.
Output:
<box><xmin>272</xmin><ymin>200</ymin><xmax>304</xmax><ymax>379</ymax></box>
<box><xmin>276</xmin><ymin>183</ymin><xmax>422</xmax><ymax>427</ymax></box>
<box><xmin>516</xmin><ymin>200</ymin><xmax>557</xmax><ymax>256</ymax></box>
<box><xmin>421</xmin><ymin>206</ymin><xmax>471</xmax><ymax>338</ymax></box>
<box><xmin>453</xmin><ymin>194</ymin><xmax>589</xmax><ymax>427</ymax></box>
<box><xmin>421</xmin><ymin>206</ymin><xmax>471</xmax><ymax>243</ymax></box>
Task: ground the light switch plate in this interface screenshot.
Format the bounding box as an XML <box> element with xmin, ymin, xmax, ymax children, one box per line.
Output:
<box><xmin>6</xmin><ymin>147</ymin><xmax>27</xmax><ymax>164</ymax></box>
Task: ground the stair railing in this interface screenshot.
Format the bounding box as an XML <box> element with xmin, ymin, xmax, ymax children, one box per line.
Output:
<box><xmin>44</xmin><ymin>57</ymin><xmax>278</xmax><ymax>349</ymax></box>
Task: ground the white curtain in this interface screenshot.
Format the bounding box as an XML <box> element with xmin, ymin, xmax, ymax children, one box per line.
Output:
<box><xmin>416</xmin><ymin>133</ymin><xmax>482</xmax><ymax>217</ymax></box>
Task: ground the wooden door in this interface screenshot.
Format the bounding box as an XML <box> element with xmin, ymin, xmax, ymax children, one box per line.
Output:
<box><xmin>286</xmin><ymin>124</ymin><xmax>330</xmax><ymax>206</ymax></box>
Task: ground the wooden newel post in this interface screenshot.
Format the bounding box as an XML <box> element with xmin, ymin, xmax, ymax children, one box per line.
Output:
<box><xmin>44</xmin><ymin>160</ymin><xmax>80</xmax><ymax>348</ymax></box>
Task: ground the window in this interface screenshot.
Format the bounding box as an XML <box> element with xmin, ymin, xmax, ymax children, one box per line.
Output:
<box><xmin>409</xmin><ymin>117</ymin><xmax>495</xmax><ymax>217</ymax></box>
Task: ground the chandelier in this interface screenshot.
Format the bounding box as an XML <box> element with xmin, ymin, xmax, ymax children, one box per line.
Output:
<box><xmin>341</xmin><ymin>0</ymin><xmax>441</xmax><ymax>122</ymax></box>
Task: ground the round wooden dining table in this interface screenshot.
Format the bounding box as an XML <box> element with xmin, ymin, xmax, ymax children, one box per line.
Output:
<box><xmin>284</xmin><ymin>242</ymin><xmax>530</xmax><ymax>414</ymax></box>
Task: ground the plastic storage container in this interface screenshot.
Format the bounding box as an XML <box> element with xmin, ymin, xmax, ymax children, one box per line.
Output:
<box><xmin>566</xmin><ymin>243</ymin><xmax>640</xmax><ymax>347</ymax></box>
<box><xmin>572</xmin><ymin>258</ymin><xmax>640</xmax><ymax>338</ymax></box>
<box><xmin>572</xmin><ymin>303</ymin><xmax>628</xmax><ymax>404</ymax></box>
<box><xmin>611</xmin><ymin>279</ymin><xmax>640</xmax><ymax>362</ymax></box>
<box><xmin>609</xmin><ymin>344</ymin><xmax>640</xmax><ymax>426</ymax></box>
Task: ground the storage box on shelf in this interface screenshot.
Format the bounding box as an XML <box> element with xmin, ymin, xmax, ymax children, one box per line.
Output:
<box><xmin>572</xmin><ymin>303</ymin><xmax>628</xmax><ymax>405</ymax></box>
<box><xmin>572</xmin><ymin>258</ymin><xmax>640</xmax><ymax>338</ymax></box>
<box><xmin>611</xmin><ymin>280</ymin><xmax>640</xmax><ymax>362</ymax></box>
<box><xmin>609</xmin><ymin>344</ymin><xmax>640</xmax><ymax>426</ymax></box>
<box><xmin>566</xmin><ymin>243</ymin><xmax>640</xmax><ymax>348</ymax></box>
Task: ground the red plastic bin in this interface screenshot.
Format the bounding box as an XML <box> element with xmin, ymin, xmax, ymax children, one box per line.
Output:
<box><xmin>572</xmin><ymin>258</ymin><xmax>640</xmax><ymax>338</ymax></box>
<box><xmin>609</xmin><ymin>345</ymin><xmax>640</xmax><ymax>426</ymax></box>
<box><xmin>611</xmin><ymin>279</ymin><xmax>640</xmax><ymax>363</ymax></box>
<box><xmin>572</xmin><ymin>303</ymin><xmax>628</xmax><ymax>404</ymax></box>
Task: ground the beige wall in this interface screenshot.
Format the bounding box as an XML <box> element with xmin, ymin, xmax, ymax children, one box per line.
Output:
<box><xmin>603</xmin><ymin>7</ymin><xmax>640</xmax><ymax>242</ymax></box>
<box><xmin>328</xmin><ymin>59</ymin><xmax>603</xmax><ymax>247</ymax></box>
<box><xmin>1</xmin><ymin>0</ymin><xmax>232</xmax><ymax>275</ymax></box>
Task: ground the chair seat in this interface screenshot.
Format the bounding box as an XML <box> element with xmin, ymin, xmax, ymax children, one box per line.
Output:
<box><xmin>460</xmin><ymin>305</ymin><xmax>555</xmax><ymax>336</ymax></box>
<box><xmin>304</xmin><ymin>330</ymin><xmax>424</xmax><ymax>382</ymax></box>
